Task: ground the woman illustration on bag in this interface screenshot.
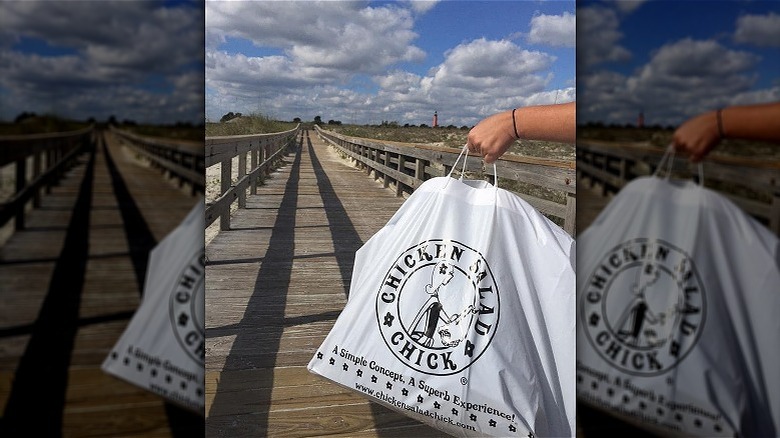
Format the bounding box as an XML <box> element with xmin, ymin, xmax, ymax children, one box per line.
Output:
<box><xmin>615</xmin><ymin>267</ymin><xmax>662</xmax><ymax>347</ymax></box>
<box><xmin>409</xmin><ymin>261</ymin><xmax>477</xmax><ymax>348</ymax></box>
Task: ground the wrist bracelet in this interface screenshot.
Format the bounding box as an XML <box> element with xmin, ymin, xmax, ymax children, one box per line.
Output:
<box><xmin>512</xmin><ymin>108</ymin><xmax>519</xmax><ymax>139</ymax></box>
<box><xmin>716</xmin><ymin>108</ymin><xmax>724</xmax><ymax>139</ymax></box>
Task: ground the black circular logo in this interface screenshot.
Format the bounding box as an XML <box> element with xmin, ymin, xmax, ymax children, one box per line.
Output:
<box><xmin>376</xmin><ymin>240</ymin><xmax>499</xmax><ymax>375</ymax></box>
<box><xmin>581</xmin><ymin>239</ymin><xmax>706</xmax><ymax>376</ymax></box>
<box><xmin>170</xmin><ymin>251</ymin><xmax>205</xmax><ymax>365</ymax></box>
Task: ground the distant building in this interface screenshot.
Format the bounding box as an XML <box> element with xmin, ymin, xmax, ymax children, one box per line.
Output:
<box><xmin>432</xmin><ymin>111</ymin><xmax>438</xmax><ymax>128</ymax></box>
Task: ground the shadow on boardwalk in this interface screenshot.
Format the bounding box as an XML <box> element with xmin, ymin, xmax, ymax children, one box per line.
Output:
<box><xmin>0</xmin><ymin>130</ymin><xmax>203</xmax><ymax>437</ymax></box>
<box><xmin>206</xmin><ymin>130</ymin><xmax>440</xmax><ymax>436</ymax></box>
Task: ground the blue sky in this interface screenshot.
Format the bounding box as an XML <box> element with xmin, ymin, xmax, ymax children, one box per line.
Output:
<box><xmin>578</xmin><ymin>0</ymin><xmax>780</xmax><ymax>126</ymax></box>
<box><xmin>206</xmin><ymin>0</ymin><xmax>575</xmax><ymax>126</ymax></box>
<box><xmin>0</xmin><ymin>0</ymin><xmax>204</xmax><ymax>124</ymax></box>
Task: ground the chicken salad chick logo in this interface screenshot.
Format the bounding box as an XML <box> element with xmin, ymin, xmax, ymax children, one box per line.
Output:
<box><xmin>376</xmin><ymin>240</ymin><xmax>499</xmax><ymax>375</ymax></box>
<box><xmin>169</xmin><ymin>251</ymin><xmax>205</xmax><ymax>365</ymax></box>
<box><xmin>581</xmin><ymin>239</ymin><xmax>706</xmax><ymax>376</ymax></box>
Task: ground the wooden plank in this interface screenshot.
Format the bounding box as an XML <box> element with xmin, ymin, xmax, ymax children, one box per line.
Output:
<box><xmin>206</xmin><ymin>129</ymin><xmax>441</xmax><ymax>437</ymax></box>
<box><xmin>0</xmin><ymin>129</ymin><xmax>199</xmax><ymax>436</ymax></box>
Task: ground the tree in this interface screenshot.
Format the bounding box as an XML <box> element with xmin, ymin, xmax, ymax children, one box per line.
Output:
<box><xmin>220</xmin><ymin>112</ymin><xmax>242</xmax><ymax>123</ymax></box>
<box><xmin>293</xmin><ymin>117</ymin><xmax>301</xmax><ymax>123</ymax></box>
<box><xmin>314</xmin><ymin>115</ymin><xmax>322</xmax><ymax>124</ymax></box>
<box><xmin>14</xmin><ymin>111</ymin><xmax>37</xmax><ymax>123</ymax></box>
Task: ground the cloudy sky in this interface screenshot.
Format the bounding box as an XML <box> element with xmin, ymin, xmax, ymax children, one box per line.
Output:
<box><xmin>578</xmin><ymin>0</ymin><xmax>780</xmax><ymax>127</ymax></box>
<box><xmin>206</xmin><ymin>0</ymin><xmax>575</xmax><ymax>126</ymax></box>
<box><xmin>0</xmin><ymin>0</ymin><xmax>204</xmax><ymax>124</ymax></box>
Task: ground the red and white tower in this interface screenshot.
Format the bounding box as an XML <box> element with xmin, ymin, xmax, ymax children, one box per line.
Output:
<box><xmin>432</xmin><ymin>111</ymin><xmax>438</xmax><ymax>127</ymax></box>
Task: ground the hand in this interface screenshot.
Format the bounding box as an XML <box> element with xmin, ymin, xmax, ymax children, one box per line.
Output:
<box><xmin>466</xmin><ymin>110</ymin><xmax>517</xmax><ymax>164</ymax></box>
<box><xmin>672</xmin><ymin>110</ymin><xmax>721</xmax><ymax>162</ymax></box>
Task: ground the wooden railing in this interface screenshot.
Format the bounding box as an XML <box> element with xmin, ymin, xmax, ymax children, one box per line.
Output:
<box><xmin>578</xmin><ymin>140</ymin><xmax>780</xmax><ymax>234</ymax></box>
<box><xmin>205</xmin><ymin>124</ymin><xmax>300</xmax><ymax>230</ymax></box>
<box><xmin>0</xmin><ymin>126</ymin><xmax>94</xmax><ymax>229</ymax></box>
<box><xmin>315</xmin><ymin>125</ymin><xmax>577</xmax><ymax>235</ymax></box>
<box><xmin>111</xmin><ymin>126</ymin><xmax>204</xmax><ymax>194</ymax></box>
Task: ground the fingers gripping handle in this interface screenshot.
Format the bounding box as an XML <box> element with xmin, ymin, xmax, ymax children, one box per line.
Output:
<box><xmin>446</xmin><ymin>144</ymin><xmax>498</xmax><ymax>188</ymax></box>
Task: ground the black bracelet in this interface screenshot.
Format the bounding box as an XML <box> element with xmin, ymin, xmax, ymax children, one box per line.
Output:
<box><xmin>512</xmin><ymin>108</ymin><xmax>520</xmax><ymax>139</ymax></box>
<box><xmin>716</xmin><ymin>108</ymin><xmax>724</xmax><ymax>139</ymax></box>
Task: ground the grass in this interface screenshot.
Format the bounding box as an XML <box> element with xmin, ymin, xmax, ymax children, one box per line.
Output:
<box><xmin>327</xmin><ymin>124</ymin><xmax>575</xmax><ymax>161</ymax></box>
<box><xmin>0</xmin><ymin>116</ymin><xmax>89</xmax><ymax>135</ymax></box>
<box><xmin>323</xmin><ymin>124</ymin><xmax>573</xmax><ymax>227</ymax></box>
<box><xmin>579</xmin><ymin>125</ymin><xmax>780</xmax><ymax>161</ymax></box>
<box><xmin>206</xmin><ymin>113</ymin><xmax>297</xmax><ymax>137</ymax></box>
<box><xmin>124</xmin><ymin>124</ymin><xmax>204</xmax><ymax>142</ymax></box>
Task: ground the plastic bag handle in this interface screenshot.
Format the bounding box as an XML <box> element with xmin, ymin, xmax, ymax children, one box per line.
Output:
<box><xmin>445</xmin><ymin>144</ymin><xmax>498</xmax><ymax>188</ymax></box>
<box><xmin>653</xmin><ymin>144</ymin><xmax>676</xmax><ymax>179</ymax></box>
<box><xmin>654</xmin><ymin>143</ymin><xmax>704</xmax><ymax>186</ymax></box>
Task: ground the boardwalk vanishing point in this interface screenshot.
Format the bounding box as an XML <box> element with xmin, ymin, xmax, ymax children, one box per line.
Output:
<box><xmin>205</xmin><ymin>130</ymin><xmax>445</xmax><ymax>437</ymax></box>
<box><xmin>0</xmin><ymin>129</ymin><xmax>203</xmax><ymax>436</ymax></box>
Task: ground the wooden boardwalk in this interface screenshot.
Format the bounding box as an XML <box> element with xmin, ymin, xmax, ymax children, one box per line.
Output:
<box><xmin>205</xmin><ymin>130</ymin><xmax>444</xmax><ymax>437</ymax></box>
<box><xmin>0</xmin><ymin>130</ymin><xmax>203</xmax><ymax>436</ymax></box>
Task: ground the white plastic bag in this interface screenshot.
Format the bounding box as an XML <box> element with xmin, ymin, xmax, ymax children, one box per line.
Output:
<box><xmin>308</xmin><ymin>149</ymin><xmax>575</xmax><ymax>437</ymax></box>
<box><xmin>102</xmin><ymin>200</ymin><xmax>205</xmax><ymax>413</ymax></box>
<box><xmin>576</xmin><ymin>149</ymin><xmax>780</xmax><ymax>436</ymax></box>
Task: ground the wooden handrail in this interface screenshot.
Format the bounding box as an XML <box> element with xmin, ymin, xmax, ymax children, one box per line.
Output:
<box><xmin>111</xmin><ymin>126</ymin><xmax>204</xmax><ymax>194</ymax></box>
<box><xmin>0</xmin><ymin>126</ymin><xmax>94</xmax><ymax>229</ymax></box>
<box><xmin>315</xmin><ymin>125</ymin><xmax>577</xmax><ymax>235</ymax></box>
<box><xmin>578</xmin><ymin>140</ymin><xmax>780</xmax><ymax>234</ymax></box>
<box><xmin>205</xmin><ymin>124</ymin><xmax>300</xmax><ymax>230</ymax></box>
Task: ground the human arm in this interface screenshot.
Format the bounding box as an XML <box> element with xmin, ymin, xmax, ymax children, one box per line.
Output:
<box><xmin>672</xmin><ymin>102</ymin><xmax>780</xmax><ymax>162</ymax></box>
<box><xmin>467</xmin><ymin>101</ymin><xmax>575</xmax><ymax>163</ymax></box>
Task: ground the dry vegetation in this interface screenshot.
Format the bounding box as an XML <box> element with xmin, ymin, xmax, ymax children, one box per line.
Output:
<box><xmin>0</xmin><ymin>116</ymin><xmax>89</xmax><ymax>135</ymax></box>
<box><xmin>205</xmin><ymin>114</ymin><xmax>297</xmax><ymax>137</ymax></box>
<box><xmin>124</xmin><ymin>124</ymin><xmax>204</xmax><ymax>142</ymax></box>
<box><xmin>328</xmin><ymin>124</ymin><xmax>575</xmax><ymax>161</ymax></box>
<box><xmin>579</xmin><ymin>125</ymin><xmax>780</xmax><ymax>161</ymax></box>
<box><xmin>204</xmin><ymin>119</ymin><xmax>576</xmax><ymax>229</ymax></box>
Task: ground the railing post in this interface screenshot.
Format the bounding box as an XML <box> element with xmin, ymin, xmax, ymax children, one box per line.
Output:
<box><xmin>45</xmin><ymin>149</ymin><xmax>54</xmax><ymax>194</ymax></box>
<box><xmin>415</xmin><ymin>158</ymin><xmax>426</xmax><ymax>183</ymax></box>
<box><xmin>238</xmin><ymin>149</ymin><xmax>247</xmax><ymax>208</ymax></box>
<box><xmin>263</xmin><ymin>143</ymin><xmax>271</xmax><ymax>178</ymax></box>
<box><xmin>33</xmin><ymin>150</ymin><xmax>42</xmax><ymax>207</ymax></box>
<box><xmin>220</xmin><ymin>158</ymin><xmax>231</xmax><ymax>231</ymax></box>
<box><xmin>600</xmin><ymin>153</ymin><xmax>610</xmax><ymax>196</ymax></box>
<box><xmin>15</xmin><ymin>158</ymin><xmax>26</xmax><ymax>230</ymax></box>
<box><xmin>618</xmin><ymin>159</ymin><xmax>627</xmax><ymax>186</ymax></box>
<box><xmin>564</xmin><ymin>191</ymin><xmax>576</xmax><ymax>236</ymax></box>
<box><xmin>367</xmin><ymin>148</ymin><xmax>373</xmax><ymax>177</ymax></box>
<box><xmin>250</xmin><ymin>147</ymin><xmax>259</xmax><ymax>195</ymax></box>
<box><xmin>382</xmin><ymin>151</ymin><xmax>390</xmax><ymax>188</ymax></box>
<box><xmin>396</xmin><ymin>155</ymin><xmax>406</xmax><ymax>196</ymax></box>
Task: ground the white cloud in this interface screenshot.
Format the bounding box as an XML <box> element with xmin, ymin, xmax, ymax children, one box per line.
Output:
<box><xmin>205</xmin><ymin>2</ymin><xmax>573</xmax><ymax>127</ymax></box>
<box><xmin>580</xmin><ymin>38</ymin><xmax>766</xmax><ymax>126</ymax></box>
<box><xmin>206</xmin><ymin>1</ymin><xmax>425</xmax><ymax>73</ymax></box>
<box><xmin>578</xmin><ymin>5</ymin><xmax>631</xmax><ymax>67</ymax></box>
<box><xmin>527</xmin><ymin>12</ymin><xmax>575</xmax><ymax>47</ymax></box>
<box><xmin>404</xmin><ymin>0</ymin><xmax>440</xmax><ymax>14</ymax></box>
<box><xmin>734</xmin><ymin>12</ymin><xmax>780</xmax><ymax>47</ymax></box>
<box><xmin>0</xmin><ymin>1</ymin><xmax>203</xmax><ymax>123</ymax></box>
<box><xmin>609</xmin><ymin>0</ymin><xmax>647</xmax><ymax>14</ymax></box>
